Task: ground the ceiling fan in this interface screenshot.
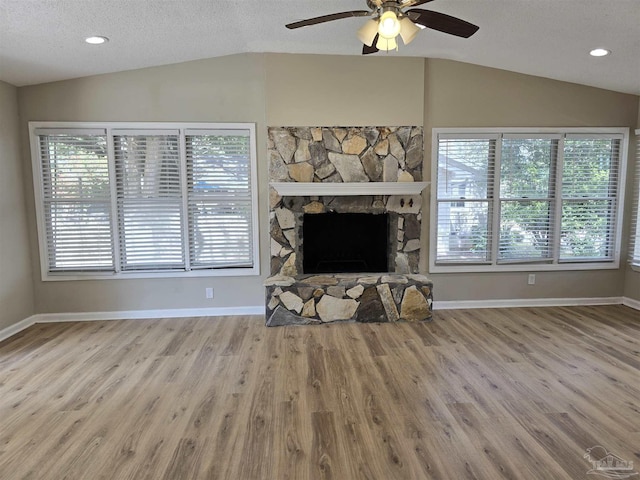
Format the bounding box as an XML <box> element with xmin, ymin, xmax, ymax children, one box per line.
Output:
<box><xmin>286</xmin><ymin>0</ymin><xmax>479</xmax><ymax>55</ymax></box>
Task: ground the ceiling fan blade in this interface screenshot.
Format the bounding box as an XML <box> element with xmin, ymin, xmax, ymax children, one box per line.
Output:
<box><xmin>362</xmin><ymin>34</ymin><xmax>380</xmax><ymax>55</ymax></box>
<box><xmin>286</xmin><ymin>10</ymin><xmax>371</xmax><ymax>29</ymax></box>
<box><xmin>406</xmin><ymin>9</ymin><xmax>479</xmax><ymax>38</ymax></box>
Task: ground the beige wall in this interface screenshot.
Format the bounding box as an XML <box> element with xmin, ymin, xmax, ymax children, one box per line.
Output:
<box><xmin>18</xmin><ymin>55</ymin><xmax>270</xmax><ymax>313</ymax></box>
<box><xmin>265</xmin><ymin>54</ymin><xmax>424</xmax><ymax>126</ymax></box>
<box><xmin>0</xmin><ymin>81</ymin><xmax>35</xmax><ymax>329</ymax></box>
<box><xmin>424</xmin><ymin>59</ymin><xmax>639</xmax><ymax>301</ymax></box>
<box><xmin>12</xmin><ymin>54</ymin><xmax>640</xmax><ymax>315</ymax></box>
<box><xmin>623</xmin><ymin>100</ymin><xmax>640</xmax><ymax>301</ymax></box>
<box><xmin>425</xmin><ymin>59</ymin><xmax>638</xmax><ymax>128</ymax></box>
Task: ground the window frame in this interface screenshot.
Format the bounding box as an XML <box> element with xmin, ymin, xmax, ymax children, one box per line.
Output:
<box><xmin>30</xmin><ymin>121</ymin><xmax>260</xmax><ymax>281</ymax></box>
<box><xmin>631</xmin><ymin>129</ymin><xmax>640</xmax><ymax>271</ymax></box>
<box><xmin>429</xmin><ymin>127</ymin><xmax>629</xmax><ymax>273</ymax></box>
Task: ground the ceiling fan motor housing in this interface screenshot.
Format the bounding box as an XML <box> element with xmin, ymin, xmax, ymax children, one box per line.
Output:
<box><xmin>367</xmin><ymin>0</ymin><xmax>406</xmax><ymax>15</ymax></box>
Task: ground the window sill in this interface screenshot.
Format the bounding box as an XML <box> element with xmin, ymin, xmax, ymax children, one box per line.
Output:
<box><xmin>428</xmin><ymin>261</ymin><xmax>620</xmax><ymax>274</ymax></box>
<box><xmin>41</xmin><ymin>266</ymin><xmax>260</xmax><ymax>281</ymax></box>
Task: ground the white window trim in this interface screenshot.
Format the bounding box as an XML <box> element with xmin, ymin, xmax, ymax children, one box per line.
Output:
<box><xmin>30</xmin><ymin>121</ymin><xmax>260</xmax><ymax>281</ymax></box>
<box><xmin>631</xmin><ymin>128</ymin><xmax>640</xmax><ymax>272</ymax></box>
<box><xmin>429</xmin><ymin>127</ymin><xmax>629</xmax><ymax>273</ymax></box>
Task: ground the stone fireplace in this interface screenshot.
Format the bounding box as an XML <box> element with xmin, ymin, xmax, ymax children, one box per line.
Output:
<box><xmin>265</xmin><ymin>126</ymin><xmax>433</xmax><ymax>326</ymax></box>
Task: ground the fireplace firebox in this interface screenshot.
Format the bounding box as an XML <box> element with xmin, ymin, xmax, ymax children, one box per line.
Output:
<box><xmin>302</xmin><ymin>212</ymin><xmax>389</xmax><ymax>274</ymax></box>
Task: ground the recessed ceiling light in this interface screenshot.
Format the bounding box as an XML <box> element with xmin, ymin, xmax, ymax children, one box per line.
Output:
<box><xmin>589</xmin><ymin>48</ymin><xmax>610</xmax><ymax>57</ymax></box>
<box><xmin>85</xmin><ymin>36</ymin><xmax>109</xmax><ymax>45</ymax></box>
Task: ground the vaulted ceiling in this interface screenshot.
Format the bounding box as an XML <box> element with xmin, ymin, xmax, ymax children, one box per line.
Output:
<box><xmin>1</xmin><ymin>0</ymin><xmax>639</xmax><ymax>95</ymax></box>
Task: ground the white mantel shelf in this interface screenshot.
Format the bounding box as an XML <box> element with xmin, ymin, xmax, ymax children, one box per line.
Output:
<box><xmin>270</xmin><ymin>182</ymin><xmax>430</xmax><ymax>197</ymax></box>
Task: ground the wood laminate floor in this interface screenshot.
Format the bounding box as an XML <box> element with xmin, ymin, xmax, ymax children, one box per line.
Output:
<box><xmin>0</xmin><ymin>305</ymin><xmax>638</xmax><ymax>479</ymax></box>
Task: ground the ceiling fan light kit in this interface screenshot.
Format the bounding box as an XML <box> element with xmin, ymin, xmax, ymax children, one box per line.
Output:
<box><xmin>378</xmin><ymin>10</ymin><xmax>402</xmax><ymax>39</ymax></box>
<box><xmin>286</xmin><ymin>0</ymin><xmax>479</xmax><ymax>55</ymax></box>
<box><xmin>376</xmin><ymin>35</ymin><xmax>398</xmax><ymax>51</ymax></box>
<box><xmin>399</xmin><ymin>16</ymin><xmax>420</xmax><ymax>45</ymax></box>
<box><xmin>357</xmin><ymin>19</ymin><xmax>379</xmax><ymax>46</ymax></box>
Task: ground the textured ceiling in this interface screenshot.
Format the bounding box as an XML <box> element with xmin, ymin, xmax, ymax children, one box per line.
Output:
<box><xmin>1</xmin><ymin>0</ymin><xmax>639</xmax><ymax>95</ymax></box>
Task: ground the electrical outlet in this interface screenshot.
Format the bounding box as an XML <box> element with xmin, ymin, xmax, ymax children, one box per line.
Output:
<box><xmin>205</xmin><ymin>287</ymin><xmax>214</xmax><ymax>299</ymax></box>
<box><xmin>527</xmin><ymin>274</ymin><xmax>536</xmax><ymax>285</ymax></box>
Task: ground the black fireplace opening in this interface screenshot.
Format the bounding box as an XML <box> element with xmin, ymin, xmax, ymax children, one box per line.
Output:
<box><xmin>303</xmin><ymin>212</ymin><xmax>389</xmax><ymax>274</ymax></box>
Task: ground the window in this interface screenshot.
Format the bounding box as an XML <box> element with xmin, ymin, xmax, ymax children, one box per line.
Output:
<box><xmin>631</xmin><ymin>129</ymin><xmax>640</xmax><ymax>269</ymax></box>
<box><xmin>30</xmin><ymin>122</ymin><xmax>259</xmax><ymax>280</ymax></box>
<box><xmin>431</xmin><ymin>128</ymin><xmax>628</xmax><ymax>272</ymax></box>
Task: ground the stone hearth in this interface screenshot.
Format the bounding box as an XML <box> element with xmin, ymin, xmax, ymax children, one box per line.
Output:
<box><xmin>265</xmin><ymin>273</ymin><xmax>433</xmax><ymax>326</ymax></box>
<box><xmin>266</xmin><ymin>126</ymin><xmax>433</xmax><ymax>326</ymax></box>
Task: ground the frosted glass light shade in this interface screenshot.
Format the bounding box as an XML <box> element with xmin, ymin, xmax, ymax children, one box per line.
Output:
<box><xmin>357</xmin><ymin>19</ymin><xmax>379</xmax><ymax>46</ymax></box>
<box><xmin>399</xmin><ymin>17</ymin><xmax>420</xmax><ymax>45</ymax></box>
<box><xmin>376</xmin><ymin>35</ymin><xmax>398</xmax><ymax>51</ymax></box>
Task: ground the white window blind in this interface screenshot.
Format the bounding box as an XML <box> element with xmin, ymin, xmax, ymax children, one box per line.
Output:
<box><xmin>186</xmin><ymin>130</ymin><xmax>254</xmax><ymax>269</ymax></box>
<box><xmin>30</xmin><ymin>122</ymin><xmax>258</xmax><ymax>279</ymax></box>
<box><xmin>36</xmin><ymin>130</ymin><xmax>114</xmax><ymax>272</ymax></box>
<box><xmin>431</xmin><ymin>128</ymin><xmax>627</xmax><ymax>272</ymax></box>
<box><xmin>499</xmin><ymin>137</ymin><xmax>557</xmax><ymax>263</ymax></box>
<box><xmin>113</xmin><ymin>132</ymin><xmax>184</xmax><ymax>271</ymax></box>
<box><xmin>560</xmin><ymin>136</ymin><xmax>621</xmax><ymax>262</ymax></box>
<box><xmin>631</xmin><ymin>130</ymin><xmax>640</xmax><ymax>267</ymax></box>
<box><xmin>436</xmin><ymin>136</ymin><xmax>496</xmax><ymax>263</ymax></box>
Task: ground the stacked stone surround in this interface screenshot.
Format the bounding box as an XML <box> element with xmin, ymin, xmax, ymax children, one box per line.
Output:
<box><xmin>266</xmin><ymin>126</ymin><xmax>433</xmax><ymax>326</ymax></box>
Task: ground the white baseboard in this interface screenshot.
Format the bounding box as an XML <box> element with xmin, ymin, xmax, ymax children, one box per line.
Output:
<box><xmin>0</xmin><ymin>315</ymin><xmax>37</xmax><ymax>343</ymax></box>
<box><xmin>0</xmin><ymin>306</ymin><xmax>264</xmax><ymax>343</ymax></box>
<box><xmin>433</xmin><ymin>296</ymin><xmax>625</xmax><ymax>310</ymax></box>
<box><xmin>33</xmin><ymin>306</ymin><xmax>265</xmax><ymax>323</ymax></box>
<box><xmin>622</xmin><ymin>296</ymin><xmax>640</xmax><ymax>311</ymax></box>
<box><xmin>2</xmin><ymin>298</ymin><xmax>636</xmax><ymax>344</ymax></box>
